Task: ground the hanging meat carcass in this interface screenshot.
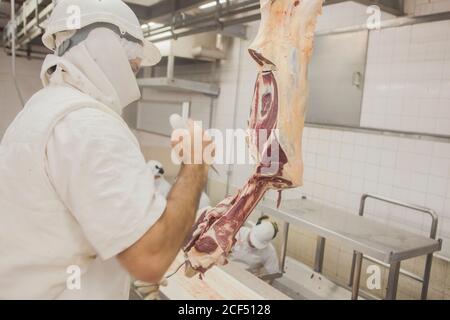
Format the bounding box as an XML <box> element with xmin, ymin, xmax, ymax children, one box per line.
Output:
<box><xmin>183</xmin><ymin>0</ymin><xmax>324</xmax><ymax>276</ymax></box>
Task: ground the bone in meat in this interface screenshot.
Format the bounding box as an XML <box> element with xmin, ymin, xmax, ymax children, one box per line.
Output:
<box><xmin>183</xmin><ymin>0</ymin><xmax>324</xmax><ymax>276</ymax></box>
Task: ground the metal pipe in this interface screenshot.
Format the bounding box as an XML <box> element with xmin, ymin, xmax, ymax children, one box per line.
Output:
<box><xmin>167</xmin><ymin>54</ymin><xmax>175</xmax><ymax>79</ymax></box>
<box><xmin>351</xmin><ymin>252</ymin><xmax>363</xmax><ymax>300</ymax></box>
<box><xmin>421</xmin><ymin>254</ymin><xmax>433</xmax><ymax>299</ymax></box>
<box><xmin>145</xmin><ymin>7</ymin><xmax>250</xmax><ymax>39</ymax></box>
<box><xmin>146</xmin><ymin>8</ymin><xmax>257</xmax><ymax>40</ymax></box>
<box><xmin>147</xmin><ymin>3</ymin><xmax>450</xmax><ymax>45</ymax></box>
<box><xmin>385</xmin><ymin>261</ymin><xmax>401</xmax><ymax>300</ymax></box>
<box><xmin>359</xmin><ymin>193</ymin><xmax>439</xmax><ymax>300</ymax></box>
<box><xmin>349</xmin><ymin>194</ymin><xmax>369</xmax><ymax>287</ymax></box>
<box><xmin>363</xmin><ymin>255</ymin><xmax>423</xmax><ymax>283</ymax></box>
<box><xmin>224</xmin><ymin>36</ymin><xmax>243</xmax><ymax>197</ymax></box>
<box><xmin>6</xmin><ymin>51</ymin><xmax>46</xmax><ymax>60</ymax></box>
<box><xmin>205</xmin><ymin>87</ymin><xmax>216</xmax><ymax>196</ymax></box>
<box><xmin>144</xmin><ymin>1</ymin><xmax>260</xmax><ymax>41</ymax></box>
<box><xmin>316</xmin><ymin>11</ymin><xmax>450</xmax><ymax>37</ymax></box>
<box><xmin>10</xmin><ymin>0</ymin><xmax>24</xmax><ymax>107</ymax></box>
<box><xmin>306</xmin><ymin>122</ymin><xmax>450</xmax><ymax>144</ymax></box>
<box><xmin>360</xmin><ymin>194</ymin><xmax>440</xmax><ymax>222</ymax></box>
<box><xmin>144</xmin><ymin>0</ymin><xmax>259</xmax><ymax>37</ymax></box>
<box><xmin>279</xmin><ymin>222</ymin><xmax>290</xmax><ymax>274</ymax></box>
<box><xmin>11</xmin><ymin>0</ymin><xmax>16</xmax><ymax>77</ymax></box>
<box><xmin>156</xmin><ymin>0</ymin><xmax>258</xmax><ymax>31</ymax></box>
<box><xmin>314</xmin><ymin>237</ymin><xmax>326</xmax><ymax>273</ymax></box>
<box><xmin>149</xmin><ymin>13</ymin><xmax>260</xmax><ymax>43</ymax></box>
<box><xmin>349</xmin><ymin>251</ymin><xmax>357</xmax><ymax>287</ymax></box>
<box><xmin>146</xmin><ymin>0</ymin><xmax>450</xmax><ymax>43</ymax></box>
<box><xmin>147</xmin><ymin>0</ymin><xmax>406</xmax><ymax>39</ymax></box>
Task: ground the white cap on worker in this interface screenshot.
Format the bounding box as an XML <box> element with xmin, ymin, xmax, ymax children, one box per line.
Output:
<box><xmin>42</xmin><ymin>0</ymin><xmax>161</xmax><ymax>66</ymax></box>
<box><xmin>249</xmin><ymin>220</ymin><xmax>276</xmax><ymax>249</ymax></box>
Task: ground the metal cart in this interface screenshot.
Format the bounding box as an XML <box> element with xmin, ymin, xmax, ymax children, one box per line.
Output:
<box><xmin>256</xmin><ymin>193</ymin><xmax>442</xmax><ymax>300</ymax></box>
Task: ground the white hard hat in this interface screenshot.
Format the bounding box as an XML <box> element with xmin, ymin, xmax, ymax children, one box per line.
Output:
<box><xmin>42</xmin><ymin>0</ymin><xmax>161</xmax><ymax>66</ymax></box>
<box><xmin>249</xmin><ymin>218</ymin><xmax>278</xmax><ymax>250</ymax></box>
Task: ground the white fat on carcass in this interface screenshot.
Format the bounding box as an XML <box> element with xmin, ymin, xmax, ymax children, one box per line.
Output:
<box><xmin>187</xmin><ymin>231</ymin><xmax>227</xmax><ymax>271</ymax></box>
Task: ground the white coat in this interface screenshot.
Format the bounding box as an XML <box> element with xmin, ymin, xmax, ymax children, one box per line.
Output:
<box><xmin>154</xmin><ymin>177</ymin><xmax>172</xmax><ymax>199</ymax></box>
<box><xmin>229</xmin><ymin>227</ymin><xmax>279</xmax><ymax>275</ymax></box>
<box><xmin>0</xmin><ymin>28</ymin><xmax>166</xmax><ymax>299</ymax></box>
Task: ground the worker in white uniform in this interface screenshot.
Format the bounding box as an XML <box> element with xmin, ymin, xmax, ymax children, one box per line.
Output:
<box><xmin>0</xmin><ymin>0</ymin><xmax>213</xmax><ymax>299</ymax></box>
<box><xmin>148</xmin><ymin>160</ymin><xmax>211</xmax><ymax>209</ymax></box>
<box><xmin>230</xmin><ymin>216</ymin><xmax>280</xmax><ymax>276</ymax></box>
<box><xmin>147</xmin><ymin>160</ymin><xmax>172</xmax><ymax>198</ymax></box>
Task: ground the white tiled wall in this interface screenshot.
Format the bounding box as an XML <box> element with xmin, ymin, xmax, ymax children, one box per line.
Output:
<box><xmin>316</xmin><ymin>1</ymin><xmax>395</xmax><ymax>30</ymax></box>
<box><xmin>407</xmin><ymin>0</ymin><xmax>450</xmax><ymax>16</ymax></box>
<box><xmin>361</xmin><ymin>19</ymin><xmax>450</xmax><ymax>135</ymax></box>
<box><xmin>300</xmin><ymin>127</ymin><xmax>450</xmax><ymax>258</ymax></box>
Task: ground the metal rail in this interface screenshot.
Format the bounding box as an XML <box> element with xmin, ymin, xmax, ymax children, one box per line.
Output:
<box><xmin>144</xmin><ymin>0</ymin><xmax>259</xmax><ymax>36</ymax></box>
<box><xmin>316</xmin><ymin>11</ymin><xmax>450</xmax><ymax>36</ymax></box>
<box><xmin>349</xmin><ymin>194</ymin><xmax>439</xmax><ymax>300</ymax></box>
<box><xmin>144</xmin><ymin>1</ymin><xmax>449</xmax><ymax>43</ymax></box>
<box><xmin>279</xmin><ymin>221</ymin><xmax>289</xmax><ymax>274</ymax></box>
<box><xmin>3</xmin><ymin>0</ymin><xmax>53</xmax><ymax>50</ymax></box>
<box><xmin>257</xmin><ymin>196</ymin><xmax>441</xmax><ymax>300</ymax></box>
<box><xmin>5</xmin><ymin>1</ymin><xmax>450</xmax><ymax>51</ymax></box>
<box><xmin>11</xmin><ymin>0</ymin><xmax>15</xmax><ymax>76</ymax></box>
<box><xmin>306</xmin><ymin>122</ymin><xmax>450</xmax><ymax>144</ymax></box>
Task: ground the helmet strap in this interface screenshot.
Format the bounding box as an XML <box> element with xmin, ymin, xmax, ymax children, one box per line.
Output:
<box><xmin>57</xmin><ymin>22</ymin><xmax>142</xmax><ymax>57</ymax></box>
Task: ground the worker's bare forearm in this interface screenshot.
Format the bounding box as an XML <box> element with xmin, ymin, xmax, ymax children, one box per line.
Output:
<box><xmin>167</xmin><ymin>164</ymin><xmax>209</xmax><ymax>232</ymax></box>
<box><xmin>160</xmin><ymin>164</ymin><xmax>208</xmax><ymax>254</ymax></box>
<box><xmin>118</xmin><ymin>164</ymin><xmax>208</xmax><ymax>282</ymax></box>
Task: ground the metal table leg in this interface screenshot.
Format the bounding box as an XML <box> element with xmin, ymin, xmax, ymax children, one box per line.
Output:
<box><xmin>349</xmin><ymin>251</ymin><xmax>357</xmax><ymax>286</ymax></box>
<box><xmin>314</xmin><ymin>236</ymin><xmax>326</xmax><ymax>273</ymax></box>
<box><xmin>279</xmin><ymin>222</ymin><xmax>290</xmax><ymax>274</ymax></box>
<box><xmin>421</xmin><ymin>253</ymin><xmax>433</xmax><ymax>300</ymax></box>
<box><xmin>351</xmin><ymin>252</ymin><xmax>363</xmax><ymax>300</ymax></box>
<box><xmin>385</xmin><ymin>261</ymin><xmax>401</xmax><ymax>300</ymax></box>
<box><xmin>357</xmin><ymin>194</ymin><xmax>439</xmax><ymax>300</ymax></box>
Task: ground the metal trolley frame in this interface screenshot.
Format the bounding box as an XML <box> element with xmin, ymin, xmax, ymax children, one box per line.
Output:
<box><xmin>257</xmin><ymin>193</ymin><xmax>442</xmax><ymax>300</ymax></box>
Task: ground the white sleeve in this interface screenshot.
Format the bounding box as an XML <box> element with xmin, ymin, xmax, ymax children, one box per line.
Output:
<box><xmin>46</xmin><ymin>108</ymin><xmax>167</xmax><ymax>260</ymax></box>
<box><xmin>263</xmin><ymin>244</ymin><xmax>280</xmax><ymax>274</ymax></box>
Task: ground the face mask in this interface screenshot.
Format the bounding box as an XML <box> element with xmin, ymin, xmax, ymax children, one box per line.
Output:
<box><xmin>84</xmin><ymin>28</ymin><xmax>142</xmax><ymax>110</ymax></box>
<box><xmin>42</xmin><ymin>27</ymin><xmax>142</xmax><ymax>115</ymax></box>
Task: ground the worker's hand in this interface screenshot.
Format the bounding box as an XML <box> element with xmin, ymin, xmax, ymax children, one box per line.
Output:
<box><xmin>170</xmin><ymin>119</ymin><xmax>215</xmax><ymax>169</ymax></box>
<box><xmin>134</xmin><ymin>278</ymin><xmax>168</xmax><ymax>300</ymax></box>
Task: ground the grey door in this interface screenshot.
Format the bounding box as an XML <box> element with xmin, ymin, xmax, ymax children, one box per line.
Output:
<box><xmin>306</xmin><ymin>30</ymin><xmax>369</xmax><ymax>127</ymax></box>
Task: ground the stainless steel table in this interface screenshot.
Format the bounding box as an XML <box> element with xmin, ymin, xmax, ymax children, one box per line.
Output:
<box><xmin>256</xmin><ymin>193</ymin><xmax>442</xmax><ymax>300</ymax></box>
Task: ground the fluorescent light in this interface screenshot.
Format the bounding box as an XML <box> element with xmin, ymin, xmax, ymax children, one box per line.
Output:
<box><xmin>199</xmin><ymin>0</ymin><xmax>226</xmax><ymax>10</ymax></box>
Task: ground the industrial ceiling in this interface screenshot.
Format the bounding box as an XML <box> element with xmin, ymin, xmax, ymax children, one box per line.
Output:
<box><xmin>1</xmin><ymin>0</ymin><xmax>406</xmax><ymax>54</ymax></box>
